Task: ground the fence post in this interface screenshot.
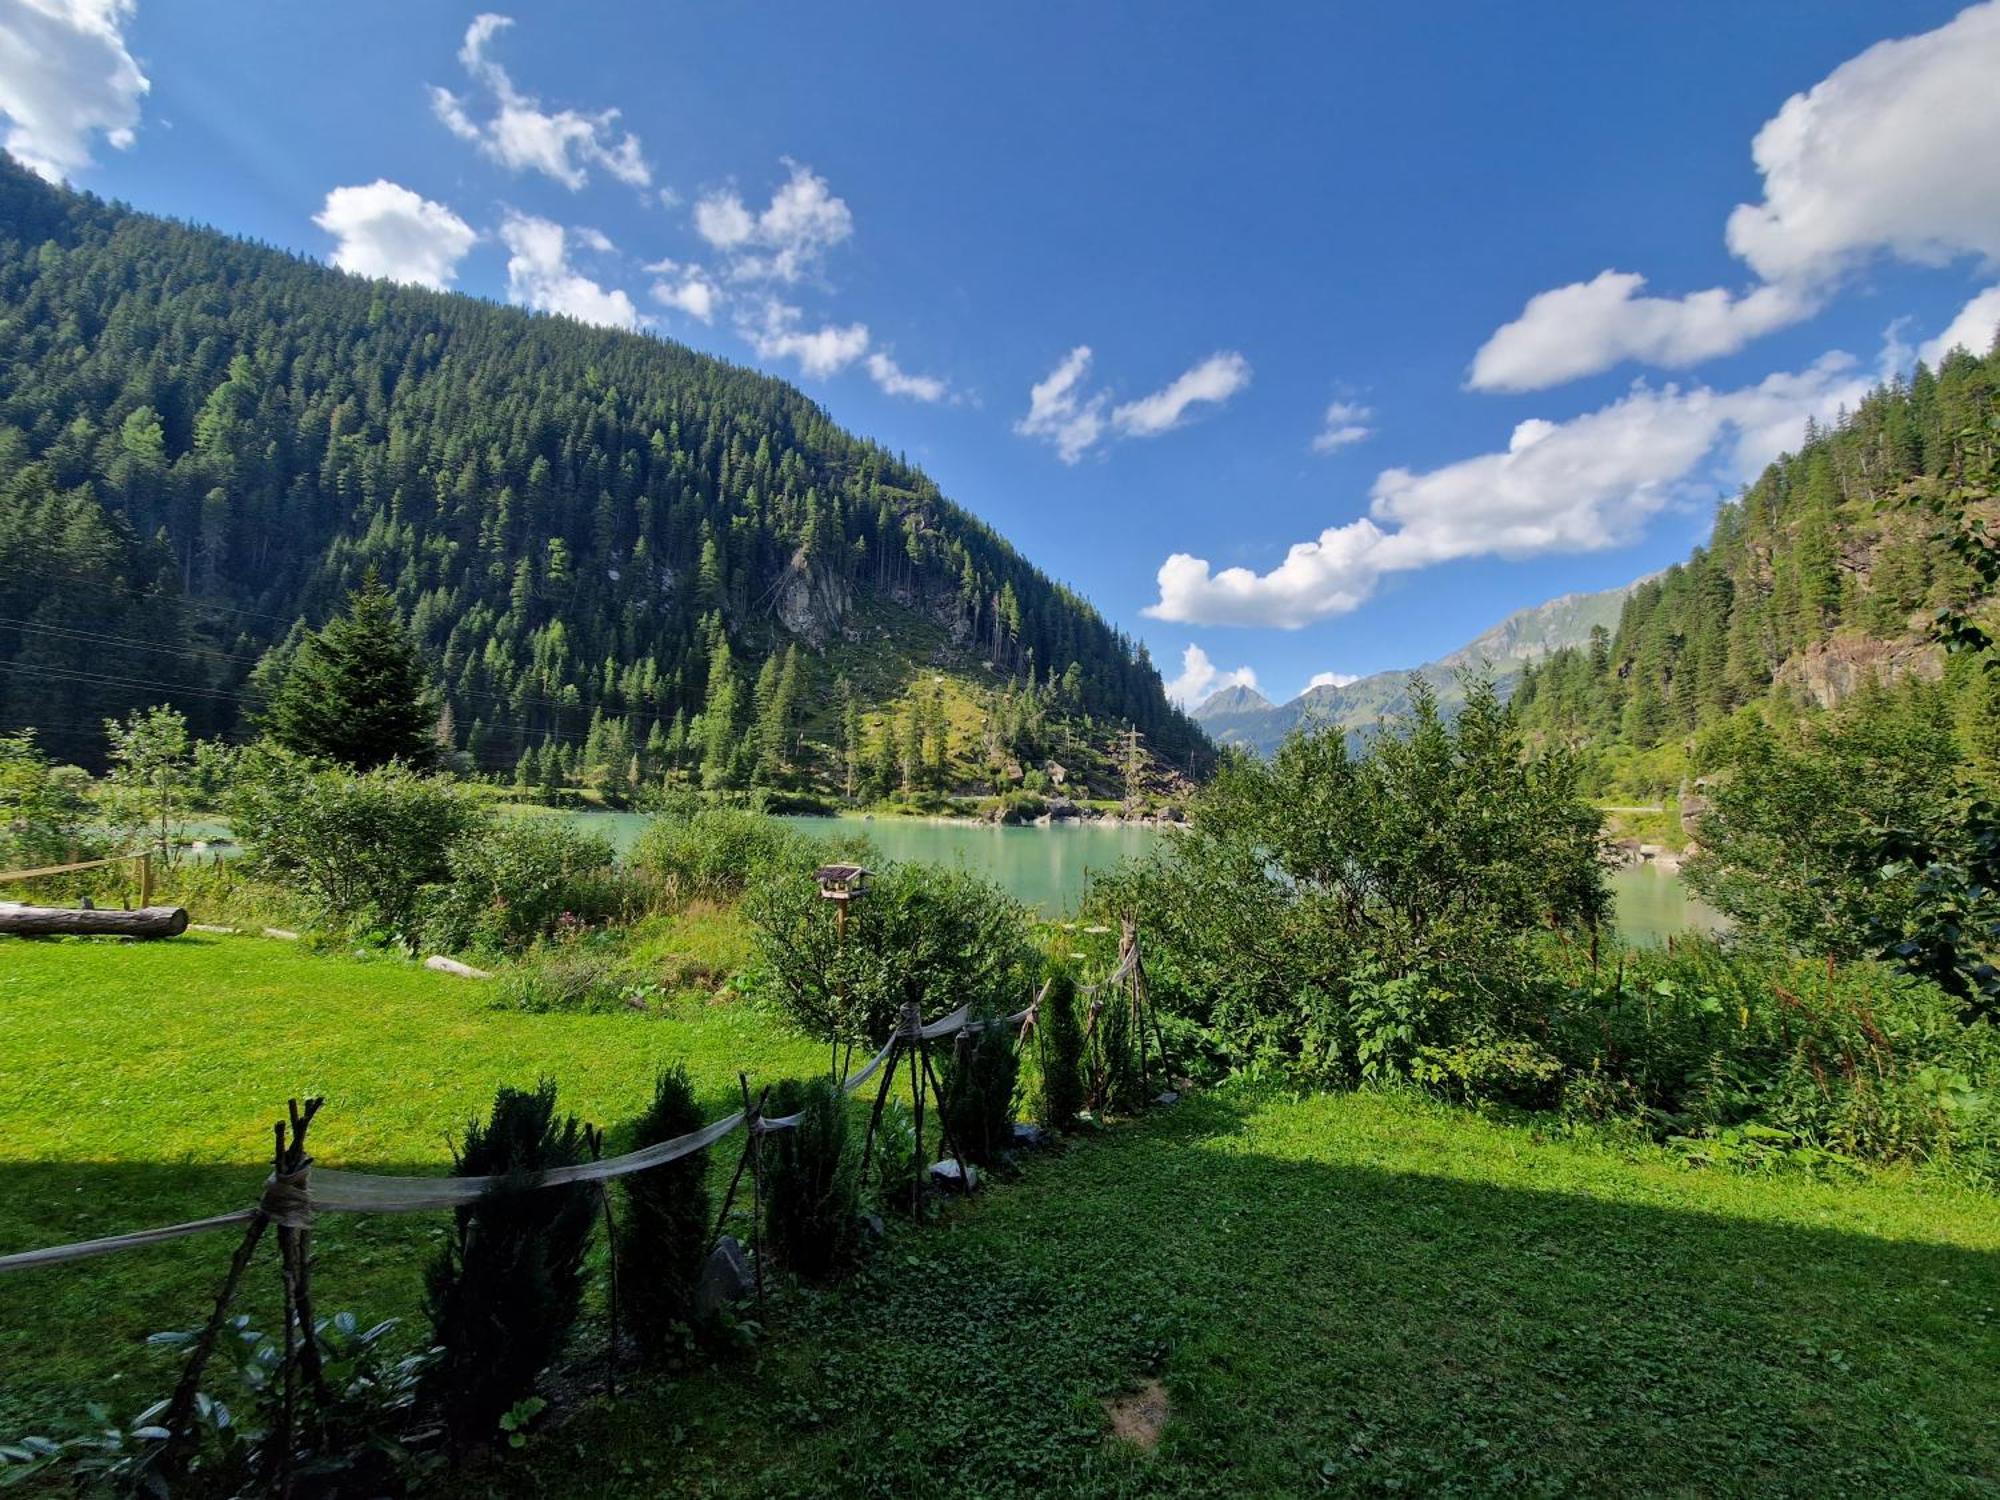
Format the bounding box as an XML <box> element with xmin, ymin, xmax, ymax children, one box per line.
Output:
<box><xmin>139</xmin><ymin>851</ymin><xmax>154</xmax><ymax>909</ymax></box>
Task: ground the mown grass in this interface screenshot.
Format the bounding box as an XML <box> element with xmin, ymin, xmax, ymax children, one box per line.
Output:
<box><xmin>4</xmin><ymin>938</ymin><xmax>1998</xmax><ymax>1495</ymax></box>
<box><xmin>483</xmin><ymin>1086</ymin><xmax>2000</xmax><ymax>1498</ymax></box>
<box><xmin>0</xmin><ymin>933</ymin><xmax>823</xmax><ymax>1433</ymax></box>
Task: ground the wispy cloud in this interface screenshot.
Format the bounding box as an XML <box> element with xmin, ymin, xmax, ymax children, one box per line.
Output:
<box><xmin>432</xmin><ymin>13</ymin><xmax>650</xmax><ymax>192</ymax></box>
<box><xmin>1017</xmin><ymin>347</ymin><xmax>1252</xmax><ymax>463</ymax></box>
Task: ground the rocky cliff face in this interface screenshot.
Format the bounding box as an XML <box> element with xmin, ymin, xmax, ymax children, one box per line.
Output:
<box><xmin>773</xmin><ymin>549</ymin><xmax>853</xmax><ymax>649</ymax></box>
<box><xmin>1772</xmin><ymin>632</ymin><xmax>1943</xmax><ymax>710</ymax></box>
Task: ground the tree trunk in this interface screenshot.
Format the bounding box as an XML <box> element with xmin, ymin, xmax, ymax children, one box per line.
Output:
<box><xmin>0</xmin><ymin>903</ymin><xmax>190</xmax><ymax>939</ymax></box>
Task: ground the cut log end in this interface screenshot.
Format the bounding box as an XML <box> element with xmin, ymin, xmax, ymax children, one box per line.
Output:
<box><xmin>0</xmin><ymin>903</ymin><xmax>190</xmax><ymax>940</ymax></box>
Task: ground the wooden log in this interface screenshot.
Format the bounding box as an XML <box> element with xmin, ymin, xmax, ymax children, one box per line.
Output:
<box><xmin>424</xmin><ymin>954</ymin><xmax>493</xmax><ymax>980</ymax></box>
<box><xmin>0</xmin><ymin>902</ymin><xmax>189</xmax><ymax>939</ymax></box>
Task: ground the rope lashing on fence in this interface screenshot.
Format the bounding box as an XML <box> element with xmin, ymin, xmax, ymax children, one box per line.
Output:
<box><xmin>0</xmin><ymin>996</ymin><xmax>1036</xmax><ymax>1275</ymax></box>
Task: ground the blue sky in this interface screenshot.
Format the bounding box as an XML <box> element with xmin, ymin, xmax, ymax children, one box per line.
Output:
<box><xmin>8</xmin><ymin>2</ymin><xmax>2000</xmax><ymax>707</ymax></box>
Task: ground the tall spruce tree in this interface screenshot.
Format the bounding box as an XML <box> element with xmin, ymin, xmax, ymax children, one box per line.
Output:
<box><xmin>263</xmin><ymin>573</ymin><xmax>439</xmax><ymax>770</ymax></box>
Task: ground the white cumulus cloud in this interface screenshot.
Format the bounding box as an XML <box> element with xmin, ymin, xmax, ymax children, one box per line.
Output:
<box><xmin>1921</xmin><ymin>284</ymin><xmax>2000</xmax><ymax>366</ymax></box>
<box><xmin>1163</xmin><ymin>644</ymin><xmax>1258</xmax><ymax>709</ymax></box>
<box><xmin>0</xmin><ymin>0</ymin><xmax>147</xmax><ymax>182</ymax></box>
<box><xmin>1471</xmin><ymin>3</ymin><xmax>2000</xmax><ymax>392</ymax></box>
<box><xmin>695</xmin><ymin>160</ymin><xmax>853</xmax><ymax>283</ymax></box>
<box><xmin>499</xmin><ymin>211</ymin><xmax>640</xmax><ymax>330</ymax></box>
<box><xmin>1311</xmin><ymin>400</ymin><xmax>1374</xmax><ymax>453</ymax></box>
<box><xmin>1148</xmin><ymin>351</ymin><xmax>1872</xmax><ymax>629</ymax></box>
<box><xmin>647</xmin><ymin>258</ymin><xmax>721</xmax><ymax>324</ymax></box>
<box><xmin>314</xmin><ymin>181</ymin><xmax>477</xmax><ymax>290</ymax></box>
<box><xmin>740</xmin><ymin>298</ymin><xmax>868</xmax><ymax>378</ymax></box>
<box><xmin>431</xmin><ymin>13</ymin><xmax>650</xmax><ymax>192</ymax></box>
<box><xmin>1017</xmin><ymin>346</ymin><xmax>1251</xmax><ymax>463</ymax></box>
<box><xmin>1725</xmin><ymin>2</ymin><xmax>2000</xmax><ymax>283</ymax></box>
<box><xmin>865</xmin><ymin>351</ymin><xmax>947</xmax><ymax>402</ymax></box>
<box><xmin>1305</xmin><ymin>671</ymin><xmax>1359</xmax><ymax>691</ymax></box>
<box><xmin>1470</xmin><ymin>273</ymin><xmax>1815</xmax><ymax>393</ymax></box>
<box><xmin>1111</xmin><ymin>352</ymin><xmax>1251</xmax><ymax>437</ymax></box>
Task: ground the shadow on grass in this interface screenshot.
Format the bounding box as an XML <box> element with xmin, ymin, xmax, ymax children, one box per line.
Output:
<box><xmin>3</xmin><ymin>1097</ymin><xmax>1997</xmax><ymax>1496</ymax></box>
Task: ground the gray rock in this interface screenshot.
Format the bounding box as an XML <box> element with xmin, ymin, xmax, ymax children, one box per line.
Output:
<box><xmin>1153</xmin><ymin>1089</ymin><xmax>1182</xmax><ymax>1108</ymax></box>
<box><xmin>858</xmin><ymin>1212</ymin><xmax>886</xmax><ymax>1241</ymax></box>
<box><xmin>929</xmin><ymin>1159</ymin><xmax>980</xmax><ymax>1193</ymax></box>
<box><xmin>1011</xmin><ymin>1122</ymin><xmax>1047</xmax><ymax>1149</ymax></box>
<box><xmin>696</xmin><ymin>1235</ymin><xmax>753</xmax><ymax>1319</ymax></box>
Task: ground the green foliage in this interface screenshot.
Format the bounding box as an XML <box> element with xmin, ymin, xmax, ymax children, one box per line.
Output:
<box><xmin>1094</xmin><ymin>675</ymin><xmax>1608</xmax><ymax>1083</ymax></box>
<box><xmin>748</xmin><ymin>859</ymin><xmax>1035</xmax><ymax>1043</ymax></box>
<box><xmin>1686</xmin><ymin>682</ymin><xmax>1966</xmax><ymax>960</ymax></box>
<box><xmin>0</xmin><ymin>1311</ymin><xmax>437</xmax><ymax>1498</ymax></box>
<box><xmin>1034</xmin><ymin>971</ymin><xmax>1087</xmax><ymax>1130</ymax></box>
<box><xmin>423</xmin><ymin>1081</ymin><xmax>596</xmax><ymax>1448</ymax></box>
<box><xmin>1540</xmin><ymin>937</ymin><xmax>1999</xmax><ymax>1179</ymax></box>
<box><xmin>224</xmin><ymin>744</ymin><xmax>481</xmax><ymax>936</ymax></box>
<box><xmin>939</xmin><ymin>1016</ymin><xmax>1021</xmax><ymax>1168</ymax></box>
<box><xmin>492</xmin><ymin>933</ymin><xmax>634</xmax><ymax>1013</ymax></box>
<box><xmin>630</xmin><ymin>804</ymin><xmax>825</xmax><ymax>906</ymax></box>
<box><xmin>418</xmin><ymin>816</ymin><xmax>629</xmax><ymax>955</ymax></box>
<box><xmin>99</xmin><ymin>705</ymin><xmax>192</xmax><ymax>867</ymax></box>
<box><xmin>761</xmin><ymin>1077</ymin><xmax>859</xmax><ymax>1282</ymax></box>
<box><xmin>262</xmin><ymin>573</ymin><xmax>439</xmax><ymax>772</ymax></box>
<box><xmin>0</xmin><ymin>729</ymin><xmax>96</xmax><ymax>872</ymax></box>
<box><xmin>616</xmin><ymin>1066</ymin><xmax>712</xmax><ymax>1357</ymax></box>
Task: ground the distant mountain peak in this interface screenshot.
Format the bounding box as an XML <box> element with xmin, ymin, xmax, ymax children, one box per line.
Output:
<box><xmin>1195</xmin><ymin>683</ymin><xmax>1274</xmax><ymax>716</ymax></box>
<box><xmin>1191</xmin><ymin>576</ymin><xmax>1642</xmax><ymax>756</ymax></box>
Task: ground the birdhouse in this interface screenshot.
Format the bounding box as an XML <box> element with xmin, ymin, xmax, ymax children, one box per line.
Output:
<box><xmin>814</xmin><ymin>863</ymin><xmax>872</xmax><ymax>904</ymax></box>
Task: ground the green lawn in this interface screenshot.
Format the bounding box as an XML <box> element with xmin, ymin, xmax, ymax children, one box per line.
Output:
<box><xmin>4</xmin><ymin>938</ymin><xmax>1998</xmax><ymax>1496</ymax></box>
<box><xmin>0</xmin><ymin>933</ymin><xmax>824</xmax><ymax>1433</ymax></box>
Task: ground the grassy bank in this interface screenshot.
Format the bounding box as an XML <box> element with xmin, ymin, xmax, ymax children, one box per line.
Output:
<box><xmin>3</xmin><ymin>937</ymin><xmax>1996</xmax><ymax>1494</ymax></box>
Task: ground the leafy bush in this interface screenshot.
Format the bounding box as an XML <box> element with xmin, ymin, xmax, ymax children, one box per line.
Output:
<box><xmin>227</xmin><ymin>743</ymin><xmax>483</xmax><ymax>936</ymax></box>
<box><xmin>0</xmin><ymin>730</ymin><xmax>99</xmax><ymax>873</ymax></box>
<box><xmin>617</xmin><ymin>1066</ymin><xmax>713</xmax><ymax>1356</ymax></box>
<box><xmin>1</xmin><ymin>1311</ymin><xmax>437</xmax><ymax>1497</ymax></box>
<box><xmin>418</xmin><ymin>816</ymin><xmax>630</xmax><ymax>955</ymax></box>
<box><xmin>1687</xmin><ymin>684</ymin><xmax>1965</xmax><ymax>961</ymax></box>
<box><xmin>761</xmin><ymin>1077</ymin><xmax>859</xmax><ymax>1281</ymax></box>
<box><xmin>631</xmin><ymin>805</ymin><xmax>823</xmax><ymax>905</ymax></box>
<box><xmin>424</xmin><ymin>1082</ymin><xmax>596</xmax><ymax>1448</ymax></box>
<box><xmin>493</xmin><ymin>933</ymin><xmax>634</xmax><ymax>1012</ymax></box>
<box><xmin>939</xmin><ymin>1015</ymin><xmax>1021</xmax><ymax>1168</ymax></box>
<box><xmin>1034</xmin><ymin>972</ymin><xmax>1087</xmax><ymax>1130</ymax></box>
<box><xmin>1090</xmin><ymin>675</ymin><xmax>1608</xmax><ymax>1086</ymax></box>
<box><xmin>749</xmin><ymin>859</ymin><xmax>1035</xmax><ymax>1043</ymax></box>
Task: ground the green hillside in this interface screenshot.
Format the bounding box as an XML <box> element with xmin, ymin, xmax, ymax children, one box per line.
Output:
<box><xmin>1514</xmin><ymin>345</ymin><xmax>2000</xmax><ymax>796</ymax></box>
<box><xmin>0</xmin><ymin>159</ymin><xmax>1205</xmax><ymax>804</ymax></box>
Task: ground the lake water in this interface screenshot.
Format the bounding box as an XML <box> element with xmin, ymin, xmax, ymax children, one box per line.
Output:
<box><xmin>563</xmin><ymin>810</ymin><xmax>1721</xmax><ymax>945</ymax></box>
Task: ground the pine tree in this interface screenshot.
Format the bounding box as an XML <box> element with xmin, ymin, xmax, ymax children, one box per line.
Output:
<box><xmin>263</xmin><ymin>572</ymin><xmax>438</xmax><ymax>770</ymax></box>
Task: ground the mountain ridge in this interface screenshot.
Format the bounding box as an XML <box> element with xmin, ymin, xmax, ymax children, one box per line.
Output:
<box><xmin>1194</xmin><ymin>578</ymin><xmax>1644</xmax><ymax>755</ymax></box>
<box><xmin>0</xmin><ymin>157</ymin><xmax>1208</xmax><ymax>802</ymax></box>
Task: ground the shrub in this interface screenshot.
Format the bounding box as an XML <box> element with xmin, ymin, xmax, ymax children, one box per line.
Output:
<box><xmin>419</xmin><ymin>817</ymin><xmax>630</xmax><ymax>955</ymax></box>
<box><xmin>424</xmin><ymin>1082</ymin><xmax>596</xmax><ymax>1447</ymax></box>
<box><xmin>749</xmin><ymin>859</ymin><xmax>1035</xmax><ymax>1043</ymax></box>
<box><xmin>0</xmin><ymin>730</ymin><xmax>99</xmax><ymax>876</ymax></box>
<box><xmin>494</xmin><ymin>934</ymin><xmax>632</xmax><ymax>1012</ymax></box>
<box><xmin>761</xmin><ymin>1077</ymin><xmax>859</xmax><ymax>1281</ymax></box>
<box><xmin>940</xmin><ymin>1015</ymin><xmax>1021</xmax><ymax>1168</ymax></box>
<box><xmin>631</xmin><ymin>805</ymin><xmax>822</xmax><ymax>905</ymax></box>
<box><xmin>1035</xmin><ymin>972</ymin><xmax>1087</xmax><ymax>1131</ymax></box>
<box><xmin>617</xmin><ymin>1066</ymin><xmax>712</xmax><ymax>1356</ymax></box>
<box><xmin>227</xmin><ymin>743</ymin><xmax>483</xmax><ymax>936</ymax></box>
<box><xmin>1089</xmin><ymin>674</ymin><xmax>1608</xmax><ymax>1084</ymax></box>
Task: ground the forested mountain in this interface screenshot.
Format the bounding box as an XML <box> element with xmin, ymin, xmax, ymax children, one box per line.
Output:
<box><xmin>1194</xmin><ymin>579</ymin><xmax>1640</xmax><ymax>757</ymax></box>
<box><xmin>0</xmin><ymin>157</ymin><xmax>1205</xmax><ymax>797</ymax></box>
<box><xmin>1514</xmin><ymin>342</ymin><xmax>2000</xmax><ymax>794</ymax></box>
